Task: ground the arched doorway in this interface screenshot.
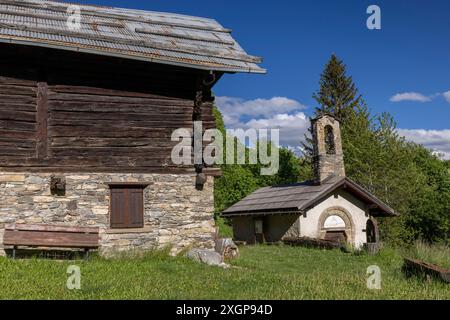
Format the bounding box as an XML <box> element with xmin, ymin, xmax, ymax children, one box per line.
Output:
<box><xmin>323</xmin><ymin>215</ymin><xmax>347</xmax><ymax>242</ymax></box>
<box><xmin>366</xmin><ymin>219</ymin><xmax>379</xmax><ymax>244</ymax></box>
<box><xmin>318</xmin><ymin>207</ymin><xmax>354</xmax><ymax>244</ymax></box>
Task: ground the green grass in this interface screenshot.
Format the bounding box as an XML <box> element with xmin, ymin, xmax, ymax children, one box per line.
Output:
<box><xmin>0</xmin><ymin>245</ymin><xmax>448</xmax><ymax>300</ymax></box>
<box><xmin>215</xmin><ymin>216</ymin><xmax>233</xmax><ymax>238</ymax></box>
<box><xmin>408</xmin><ymin>241</ymin><xmax>450</xmax><ymax>269</ymax></box>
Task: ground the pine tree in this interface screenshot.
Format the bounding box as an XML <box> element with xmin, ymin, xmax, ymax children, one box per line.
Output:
<box><xmin>302</xmin><ymin>54</ymin><xmax>363</xmax><ymax>158</ymax></box>
<box><xmin>312</xmin><ymin>54</ymin><xmax>362</xmax><ymax>120</ymax></box>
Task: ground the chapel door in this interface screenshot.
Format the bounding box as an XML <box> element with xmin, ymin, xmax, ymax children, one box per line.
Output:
<box><xmin>324</xmin><ymin>231</ymin><xmax>347</xmax><ymax>243</ymax></box>
<box><xmin>254</xmin><ymin>219</ymin><xmax>265</xmax><ymax>244</ymax></box>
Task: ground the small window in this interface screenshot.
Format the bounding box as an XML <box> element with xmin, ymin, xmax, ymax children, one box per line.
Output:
<box><xmin>254</xmin><ymin>219</ymin><xmax>263</xmax><ymax>234</ymax></box>
<box><xmin>324</xmin><ymin>125</ymin><xmax>336</xmax><ymax>154</ymax></box>
<box><xmin>110</xmin><ymin>186</ymin><xmax>144</xmax><ymax>229</ymax></box>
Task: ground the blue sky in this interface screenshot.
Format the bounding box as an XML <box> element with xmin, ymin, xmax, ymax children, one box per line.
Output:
<box><xmin>67</xmin><ymin>0</ymin><xmax>450</xmax><ymax>158</ymax></box>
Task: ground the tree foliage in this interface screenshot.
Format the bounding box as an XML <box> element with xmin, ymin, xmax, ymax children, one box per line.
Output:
<box><xmin>212</xmin><ymin>107</ymin><xmax>308</xmax><ymax>215</ymax></box>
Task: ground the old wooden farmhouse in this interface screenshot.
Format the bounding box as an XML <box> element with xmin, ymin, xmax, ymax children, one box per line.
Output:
<box><xmin>223</xmin><ymin>115</ymin><xmax>397</xmax><ymax>249</ymax></box>
<box><xmin>0</xmin><ymin>0</ymin><xmax>264</xmax><ymax>256</ymax></box>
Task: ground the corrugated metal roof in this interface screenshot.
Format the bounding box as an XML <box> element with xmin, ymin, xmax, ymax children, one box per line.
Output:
<box><xmin>222</xmin><ymin>176</ymin><xmax>396</xmax><ymax>217</ymax></box>
<box><xmin>0</xmin><ymin>0</ymin><xmax>265</xmax><ymax>73</ymax></box>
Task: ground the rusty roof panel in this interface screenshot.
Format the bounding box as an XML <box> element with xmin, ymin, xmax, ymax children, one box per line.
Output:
<box><xmin>0</xmin><ymin>0</ymin><xmax>265</xmax><ymax>73</ymax></box>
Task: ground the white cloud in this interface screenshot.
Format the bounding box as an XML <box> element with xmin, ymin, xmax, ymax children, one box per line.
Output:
<box><xmin>390</xmin><ymin>90</ymin><xmax>450</xmax><ymax>103</ymax></box>
<box><xmin>215</xmin><ymin>96</ymin><xmax>309</xmax><ymax>150</ymax></box>
<box><xmin>216</xmin><ymin>96</ymin><xmax>306</xmax><ymax>127</ymax></box>
<box><xmin>443</xmin><ymin>90</ymin><xmax>450</xmax><ymax>103</ymax></box>
<box><xmin>398</xmin><ymin>129</ymin><xmax>450</xmax><ymax>160</ymax></box>
<box><xmin>243</xmin><ymin>112</ymin><xmax>310</xmax><ymax>147</ymax></box>
<box><xmin>390</xmin><ymin>92</ymin><xmax>432</xmax><ymax>103</ymax></box>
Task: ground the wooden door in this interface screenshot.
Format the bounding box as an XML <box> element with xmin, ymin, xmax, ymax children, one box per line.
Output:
<box><xmin>324</xmin><ymin>231</ymin><xmax>347</xmax><ymax>243</ymax></box>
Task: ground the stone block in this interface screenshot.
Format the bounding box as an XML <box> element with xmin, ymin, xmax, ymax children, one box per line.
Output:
<box><xmin>0</xmin><ymin>175</ymin><xmax>25</xmax><ymax>182</ymax></box>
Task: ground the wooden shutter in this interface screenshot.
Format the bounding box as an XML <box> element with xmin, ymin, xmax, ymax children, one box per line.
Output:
<box><xmin>128</xmin><ymin>187</ymin><xmax>144</xmax><ymax>228</ymax></box>
<box><xmin>110</xmin><ymin>186</ymin><xmax>144</xmax><ymax>229</ymax></box>
<box><xmin>110</xmin><ymin>188</ymin><xmax>127</xmax><ymax>228</ymax></box>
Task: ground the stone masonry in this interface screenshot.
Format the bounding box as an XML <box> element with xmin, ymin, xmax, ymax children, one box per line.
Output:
<box><xmin>0</xmin><ymin>173</ymin><xmax>216</xmax><ymax>256</ymax></box>
<box><xmin>312</xmin><ymin>115</ymin><xmax>346</xmax><ymax>184</ymax></box>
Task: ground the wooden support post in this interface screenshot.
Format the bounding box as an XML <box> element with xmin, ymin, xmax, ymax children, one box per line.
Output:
<box><xmin>36</xmin><ymin>82</ymin><xmax>49</xmax><ymax>159</ymax></box>
<box><xmin>193</xmin><ymin>72</ymin><xmax>216</xmax><ymax>190</ymax></box>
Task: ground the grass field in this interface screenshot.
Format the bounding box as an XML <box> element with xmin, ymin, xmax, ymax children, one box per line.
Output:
<box><xmin>0</xmin><ymin>244</ymin><xmax>448</xmax><ymax>300</ymax></box>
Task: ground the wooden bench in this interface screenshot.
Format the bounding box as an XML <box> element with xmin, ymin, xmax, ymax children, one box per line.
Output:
<box><xmin>3</xmin><ymin>224</ymin><xmax>100</xmax><ymax>259</ymax></box>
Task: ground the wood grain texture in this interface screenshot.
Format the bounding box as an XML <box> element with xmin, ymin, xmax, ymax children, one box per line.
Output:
<box><xmin>0</xmin><ymin>42</ymin><xmax>219</xmax><ymax>173</ymax></box>
<box><xmin>36</xmin><ymin>82</ymin><xmax>48</xmax><ymax>159</ymax></box>
<box><xmin>3</xmin><ymin>224</ymin><xmax>100</xmax><ymax>249</ymax></box>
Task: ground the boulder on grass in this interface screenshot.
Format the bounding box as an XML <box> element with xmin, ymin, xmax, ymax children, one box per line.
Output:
<box><xmin>186</xmin><ymin>249</ymin><xmax>229</xmax><ymax>268</ymax></box>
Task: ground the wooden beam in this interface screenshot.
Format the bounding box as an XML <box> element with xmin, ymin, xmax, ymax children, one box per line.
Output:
<box><xmin>36</xmin><ymin>82</ymin><xmax>49</xmax><ymax>159</ymax></box>
<box><xmin>403</xmin><ymin>258</ymin><xmax>450</xmax><ymax>283</ymax></box>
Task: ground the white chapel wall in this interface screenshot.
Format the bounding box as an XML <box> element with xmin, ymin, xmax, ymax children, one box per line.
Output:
<box><xmin>301</xmin><ymin>189</ymin><xmax>370</xmax><ymax>248</ymax></box>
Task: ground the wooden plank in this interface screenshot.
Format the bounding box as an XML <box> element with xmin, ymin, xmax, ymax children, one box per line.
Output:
<box><xmin>0</xmin><ymin>110</ymin><xmax>37</xmax><ymax>122</ymax></box>
<box><xmin>0</xmin><ymin>148</ymin><xmax>36</xmax><ymax>156</ymax></box>
<box><xmin>48</xmin><ymin>118</ymin><xmax>193</xmax><ymax>128</ymax></box>
<box><xmin>47</xmin><ymin>92</ymin><xmax>189</xmax><ymax>104</ymax></box>
<box><xmin>36</xmin><ymin>82</ymin><xmax>48</xmax><ymax>159</ymax></box>
<box><xmin>0</xmin><ymin>120</ymin><xmax>36</xmax><ymax>132</ymax></box>
<box><xmin>49</xmin><ymin>126</ymin><xmax>174</xmax><ymax>138</ymax></box>
<box><xmin>0</xmin><ymin>94</ymin><xmax>36</xmax><ymax>105</ymax></box>
<box><xmin>50</xmin><ymin>147</ymin><xmax>175</xmax><ymax>157</ymax></box>
<box><xmin>0</xmin><ymin>85</ymin><xmax>37</xmax><ymax>96</ymax></box>
<box><xmin>0</xmin><ymin>138</ymin><xmax>35</xmax><ymax>149</ymax></box>
<box><xmin>402</xmin><ymin>258</ymin><xmax>450</xmax><ymax>283</ymax></box>
<box><xmin>50</xmin><ymin>111</ymin><xmax>192</xmax><ymax>122</ymax></box>
<box><xmin>0</xmin><ymin>130</ymin><xmax>36</xmax><ymax>139</ymax></box>
<box><xmin>48</xmin><ymin>85</ymin><xmax>186</xmax><ymax>100</ymax></box>
<box><xmin>0</xmin><ymin>166</ymin><xmax>195</xmax><ymax>174</ymax></box>
<box><xmin>5</xmin><ymin>224</ymin><xmax>99</xmax><ymax>234</ymax></box>
<box><xmin>0</xmin><ymin>76</ymin><xmax>37</xmax><ymax>86</ymax></box>
<box><xmin>0</xmin><ymin>156</ymin><xmax>173</xmax><ymax>166</ymax></box>
<box><xmin>283</xmin><ymin>237</ymin><xmax>342</xmax><ymax>250</ymax></box>
<box><xmin>3</xmin><ymin>231</ymin><xmax>99</xmax><ymax>248</ymax></box>
<box><xmin>50</xmin><ymin>137</ymin><xmax>175</xmax><ymax>148</ymax></box>
<box><xmin>0</xmin><ymin>102</ymin><xmax>38</xmax><ymax>112</ymax></box>
<box><xmin>48</xmin><ymin>101</ymin><xmax>194</xmax><ymax>112</ymax></box>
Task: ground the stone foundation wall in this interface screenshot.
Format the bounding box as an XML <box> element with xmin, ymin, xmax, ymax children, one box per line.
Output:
<box><xmin>0</xmin><ymin>173</ymin><xmax>216</xmax><ymax>256</ymax></box>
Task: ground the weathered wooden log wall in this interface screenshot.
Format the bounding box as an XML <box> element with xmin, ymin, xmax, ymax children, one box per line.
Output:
<box><xmin>0</xmin><ymin>43</ymin><xmax>218</xmax><ymax>173</ymax></box>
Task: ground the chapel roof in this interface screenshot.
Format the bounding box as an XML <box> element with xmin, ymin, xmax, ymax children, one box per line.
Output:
<box><xmin>222</xmin><ymin>175</ymin><xmax>397</xmax><ymax>217</ymax></box>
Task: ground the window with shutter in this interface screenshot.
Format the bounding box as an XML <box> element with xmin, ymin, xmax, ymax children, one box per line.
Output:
<box><xmin>110</xmin><ymin>186</ymin><xmax>145</xmax><ymax>229</ymax></box>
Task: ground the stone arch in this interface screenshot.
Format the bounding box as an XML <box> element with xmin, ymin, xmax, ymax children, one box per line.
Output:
<box><xmin>324</xmin><ymin>125</ymin><xmax>336</xmax><ymax>155</ymax></box>
<box><xmin>318</xmin><ymin>206</ymin><xmax>354</xmax><ymax>244</ymax></box>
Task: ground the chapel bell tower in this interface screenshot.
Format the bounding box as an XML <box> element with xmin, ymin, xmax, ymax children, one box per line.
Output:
<box><xmin>311</xmin><ymin>114</ymin><xmax>346</xmax><ymax>184</ymax></box>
